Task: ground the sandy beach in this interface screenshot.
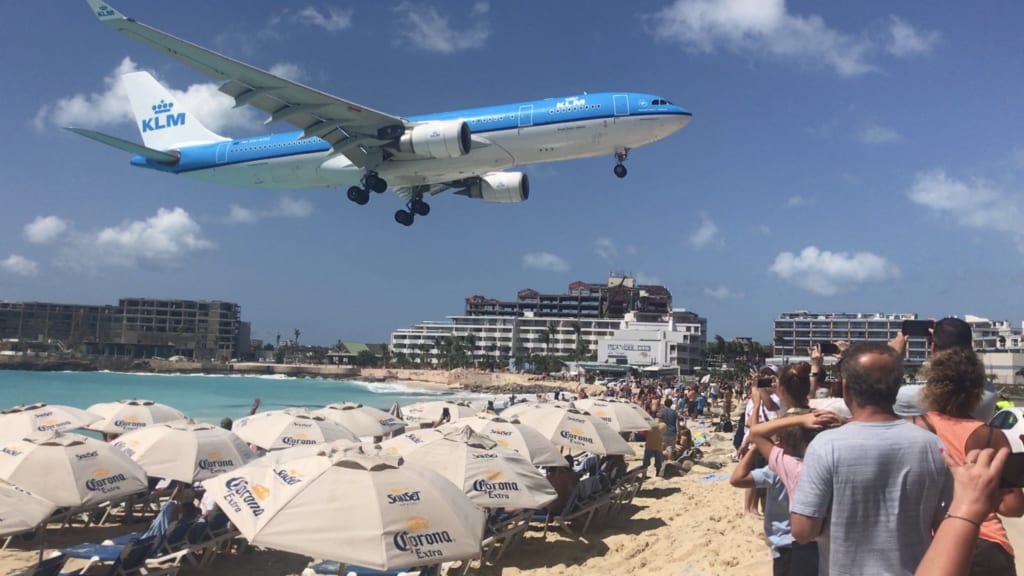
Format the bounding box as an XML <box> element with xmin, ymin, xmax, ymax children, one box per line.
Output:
<box><xmin>4</xmin><ymin>423</ymin><xmax>1024</xmax><ymax>575</ymax></box>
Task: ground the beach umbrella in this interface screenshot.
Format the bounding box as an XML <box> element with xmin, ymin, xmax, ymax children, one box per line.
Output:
<box><xmin>232</xmin><ymin>409</ymin><xmax>359</xmax><ymax>451</ymax></box>
<box><xmin>514</xmin><ymin>406</ymin><xmax>633</xmax><ymax>456</ymax></box>
<box><xmin>442</xmin><ymin>415</ymin><xmax>568</xmax><ymax>468</ymax></box>
<box><xmin>85</xmin><ymin>399</ymin><xmax>185</xmax><ymax>434</ymax></box>
<box><xmin>499</xmin><ymin>399</ymin><xmax>572</xmax><ymax>421</ymax></box>
<box><xmin>573</xmin><ymin>398</ymin><xmax>655</xmax><ymax>432</ymax></box>
<box><xmin>0</xmin><ymin>403</ymin><xmax>100</xmax><ymax>440</ymax></box>
<box><xmin>400</xmin><ymin>401</ymin><xmax>478</xmax><ymax>425</ymax></box>
<box><xmin>204</xmin><ymin>446</ymin><xmax>485</xmax><ymax>570</ymax></box>
<box><xmin>313</xmin><ymin>403</ymin><xmax>406</xmax><ymax>437</ymax></box>
<box><xmin>387</xmin><ymin>402</ymin><xmax>406</xmax><ymax>438</ymax></box>
<box><xmin>0</xmin><ymin>432</ymin><xmax>147</xmax><ymax>508</ymax></box>
<box><xmin>377</xmin><ymin>428</ymin><xmax>446</xmax><ymax>457</ymax></box>
<box><xmin>112</xmin><ymin>420</ymin><xmax>255</xmax><ymax>484</ymax></box>
<box><xmin>0</xmin><ymin>480</ymin><xmax>57</xmax><ymax>537</ymax></box>
<box><xmin>403</xmin><ymin>426</ymin><xmax>557</xmax><ymax>510</ymax></box>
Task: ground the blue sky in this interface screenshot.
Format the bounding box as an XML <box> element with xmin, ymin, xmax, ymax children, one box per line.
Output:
<box><xmin>2</xmin><ymin>1</ymin><xmax>1023</xmax><ymax>345</ymax></box>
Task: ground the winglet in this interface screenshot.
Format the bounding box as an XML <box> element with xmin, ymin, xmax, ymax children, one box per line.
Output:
<box><xmin>85</xmin><ymin>0</ymin><xmax>125</xmax><ymax>22</ymax></box>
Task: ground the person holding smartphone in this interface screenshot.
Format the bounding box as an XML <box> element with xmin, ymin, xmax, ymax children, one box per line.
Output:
<box><xmin>909</xmin><ymin>347</ymin><xmax>1024</xmax><ymax>574</ymax></box>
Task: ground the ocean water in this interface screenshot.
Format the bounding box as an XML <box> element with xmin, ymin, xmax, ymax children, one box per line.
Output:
<box><xmin>0</xmin><ymin>370</ymin><xmax>464</xmax><ymax>424</ymax></box>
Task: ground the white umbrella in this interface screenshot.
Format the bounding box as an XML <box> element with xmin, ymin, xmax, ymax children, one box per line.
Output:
<box><xmin>401</xmin><ymin>401</ymin><xmax>478</xmax><ymax>425</ymax></box>
<box><xmin>514</xmin><ymin>406</ymin><xmax>633</xmax><ymax>456</ymax></box>
<box><xmin>377</xmin><ymin>428</ymin><xmax>446</xmax><ymax>458</ymax></box>
<box><xmin>0</xmin><ymin>433</ymin><xmax>147</xmax><ymax>507</ymax></box>
<box><xmin>0</xmin><ymin>480</ymin><xmax>57</xmax><ymax>537</ymax></box>
<box><xmin>313</xmin><ymin>403</ymin><xmax>406</xmax><ymax>437</ymax></box>
<box><xmin>572</xmin><ymin>398</ymin><xmax>655</xmax><ymax>432</ymax></box>
<box><xmin>403</xmin><ymin>426</ymin><xmax>557</xmax><ymax>510</ymax></box>
<box><xmin>85</xmin><ymin>399</ymin><xmax>185</xmax><ymax>434</ymax></box>
<box><xmin>112</xmin><ymin>421</ymin><xmax>255</xmax><ymax>484</ymax></box>
<box><xmin>442</xmin><ymin>415</ymin><xmax>568</xmax><ymax>468</ymax></box>
<box><xmin>499</xmin><ymin>399</ymin><xmax>572</xmax><ymax>421</ymax></box>
<box><xmin>205</xmin><ymin>447</ymin><xmax>485</xmax><ymax>570</ymax></box>
<box><xmin>233</xmin><ymin>409</ymin><xmax>359</xmax><ymax>451</ymax></box>
<box><xmin>0</xmin><ymin>404</ymin><xmax>100</xmax><ymax>440</ymax></box>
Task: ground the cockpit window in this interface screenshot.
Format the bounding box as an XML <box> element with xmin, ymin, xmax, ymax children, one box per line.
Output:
<box><xmin>651</xmin><ymin>99</ymin><xmax>672</xmax><ymax>106</ymax></box>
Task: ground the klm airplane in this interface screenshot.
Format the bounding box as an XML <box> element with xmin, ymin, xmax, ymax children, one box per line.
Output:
<box><xmin>73</xmin><ymin>1</ymin><xmax>692</xmax><ymax>226</ymax></box>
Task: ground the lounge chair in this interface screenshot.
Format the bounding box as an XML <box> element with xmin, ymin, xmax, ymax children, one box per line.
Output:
<box><xmin>480</xmin><ymin>509</ymin><xmax>532</xmax><ymax>564</ymax></box>
<box><xmin>183</xmin><ymin>510</ymin><xmax>239</xmax><ymax>570</ymax></box>
<box><xmin>59</xmin><ymin>536</ymin><xmax>187</xmax><ymax>576</ymax></box>
<box><xmin>607</xmin><ymin>466</ymin><xmax>645</xmax><ymax>516</ymax></box>
<box><xmin>301</xmin><ymin>561</ymin><xmax>435</xmax><ymax>576</ymax></box>
<box><xmin>14</xmin><ymin>553</ymin><xmax>70</xmax><ymax>576</ymax></box>
<box><xmin>531</xmin><ymin>476</ymin><xmax>613</xmax><ymax>538</ymax></box>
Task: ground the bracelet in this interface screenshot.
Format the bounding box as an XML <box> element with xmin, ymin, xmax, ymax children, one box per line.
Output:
<box><xmin>944</xmin><ymin>514</ymin><xmax>981</xmax><ymax>529</ymax></box>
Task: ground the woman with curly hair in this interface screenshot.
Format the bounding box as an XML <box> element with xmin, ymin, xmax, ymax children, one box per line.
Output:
<box><xmin>912</xmin><ymin>347</ymin><xmax>1024</xmax><ymax>575</ymax></box>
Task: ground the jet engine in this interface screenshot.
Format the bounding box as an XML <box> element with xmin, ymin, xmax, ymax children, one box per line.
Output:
<box><xmin>467</xmin><ymin>172</ymin><xmax>530</xmax><ymax>203</ymax></box>
<box><xmin>397</xmin><ymin>120</ymin><xmax>471</xmax><ymax>159</ymax></box>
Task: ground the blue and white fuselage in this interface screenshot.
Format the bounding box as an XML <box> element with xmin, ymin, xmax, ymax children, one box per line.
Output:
<box><xmin>76</xmin><ymin>0</ymin><xmax>692</xmax><ymax>225</ymax></box>
<box><xmin>129</xmin><ymin>92</ymin><xmax>690</xmax><ymax>190</ymax></box>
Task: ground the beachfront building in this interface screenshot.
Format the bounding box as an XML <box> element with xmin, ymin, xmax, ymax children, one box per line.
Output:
<box><xmin>390</xmin><ymin>275</ymin><xmax>707</xmax><ymax>373</ymax></box>
<box><xmin>0</xmin><ymin>298</ymin><xmax>246</xmax><ymax>361</ymax></box>
<box><xmin>772</xmin><ymin>311</ymin><xmax>1024</xmax><ymax>368</ymax></box>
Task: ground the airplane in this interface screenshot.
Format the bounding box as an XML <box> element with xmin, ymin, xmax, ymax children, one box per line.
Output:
<box><xmin>71</xmin><ymin>1</ymin><xmax>692</xmax><ymax>226</ymax></box>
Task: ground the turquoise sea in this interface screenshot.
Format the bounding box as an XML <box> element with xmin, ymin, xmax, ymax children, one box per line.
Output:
<box><xmin>0</xmin><ymin>370</ymin><xmax>465</xmax><ymax>424</ymax></box>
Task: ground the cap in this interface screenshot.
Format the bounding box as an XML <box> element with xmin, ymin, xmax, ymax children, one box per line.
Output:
<box><xmin>760</xmin><ymin>365</ymin><xmax>780</xmax><ymax>376</ymax></box>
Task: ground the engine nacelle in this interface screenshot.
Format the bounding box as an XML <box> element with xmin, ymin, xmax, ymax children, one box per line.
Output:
<box><xmin>468</xmin><ymin>172</ymin><xmax>530</xmax><ymax>203</ymax></box>
<box><xmin>397</xmin><ymin>120</ymin><xmax>471</xmax><ymax>159</ymax></box>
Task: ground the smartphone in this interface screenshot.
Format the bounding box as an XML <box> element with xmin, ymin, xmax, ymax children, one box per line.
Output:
<box><xmin>901</xmin><ymin>319</ymin><xmax>934</xmax><ymax>338</ymax></box>
<box><xmin>1000</xmin><ymin>452</ymin><xmax>1024</xmax><ymax>489</ymax></box>
<box><xmin>818</xmin><ymin>342</ymin><xmax>840</xmax><ymax>355</ymax></box>
<box><xmin>756</xmin><ymin>377</ymin><xmax>774</xmax><ymax>388</ymax></box>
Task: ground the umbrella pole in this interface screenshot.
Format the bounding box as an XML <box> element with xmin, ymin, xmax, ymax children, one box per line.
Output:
<box><xmin>37</xmin><ymin>524</ymin><xmax>46</xmax><ymax>564</ymax></box>
<box><xmin>337</xmin><ymin>562</ymin><xmax>345</xmax><ymax>576</ymax></box>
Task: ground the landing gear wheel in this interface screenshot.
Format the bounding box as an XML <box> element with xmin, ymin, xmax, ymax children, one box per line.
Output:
<box><xmin>410</xmin><ymin>199</ymin><xmax>430</xmax><ymax>216</ymax></box>
<box><xmin>347</xmin><ymin>186</ymin><xmax>370</xmax><ymax>205</ymax></box>
<box><xmin>395</xmin><ymin>210</ymin><xmax>415</xmax><ymax>226</ymax></box>
<box><xmin>614</xmin><ymin>164</ymin><xmax>628</xmax><ymax>178</ymax></box>
<box><xmin>365</xmin><ymin>174</ymin><xmax>388</xmax><ymax>194</ymax></box>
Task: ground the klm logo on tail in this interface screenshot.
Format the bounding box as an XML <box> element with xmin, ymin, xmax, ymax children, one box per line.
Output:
<box><xmin>142</xmin><ymin>100</ymin><xmax>185</xmax><ymax>133</ymax></box>
<box><xmin>96</xmin><ymin>5</ymin><xmax>115</xmax><ymax>17</ymax></box>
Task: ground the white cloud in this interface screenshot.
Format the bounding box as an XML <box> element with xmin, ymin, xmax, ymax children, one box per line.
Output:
<box><xmin>770</xmin><ymin>246</ymin><xmax>899</xmax><ymax>296</ymax></box>
<box><xmin>38</xmin><ymin>57</ymin><xmax>266</xmax><ymax>134</ymax></box>
<box><xmin>56</xmin><ymin>207</ymin><xmax>213</xmax><ymax>271</ymax></box>
<box><xmin>908</xmin><ymin>169</ymin><xmax>1024</xmax><ymax>252</ymax></box>
<box><xmin>886</xmin><ymin>16</ymin><xmax>940</xmax><ymax>57</ymax></box>
<box><xmin>786</xmin><ymin>195</ymin><xmax>810</xmax><ymax>207</ymax></box>
<box><xmin>394</xmin><ymin>2</ymin><xmax>490</xmax><ymax>53</ymax></box>
<box><xmin>24</xmin><ymin>216</ymin><xmax>70</xmax><ymax>244</ymax></box>
<box><xmin>226</xmin><ymin>196</ymin><xmax>314</xmax><ymax>225</ymax></box>
<box><xmin>268</xmin><ymin>62</ymin><xmax>305</xmax><ymax>82</ymax></box>
<box><xmin>1</xmin><ymin>255</ymin><xmax>39</xmax><ymax>277</ymax></box>
<box><xmin>705</xmin><ymin>285</ymin><xmax>744</xmax><ymax>300</ymax></box>
<box><xmin>859</xmin><ymin>124</ymin><xmax>901</xmax><ymax>144</ymax></box>
<box><xmin>522</xmin><ymin>252</ymin><xmax>569</xmax><ymax>273</ymax></box>
<box><xmin>689</xmin><ymin>212</ymin><xmax>721</xmax><ymax>248</ymax></box>
<box><xmin>295</xmin><ymin>6</ymin><xmax>353</xmax><ymax>32</ymax></box>
<box><xmin>648</xmin><ymin>0</ymin><xmax>874</xmax><ymax>77</ymax></box>
<box><xmin>594</xmin><ymin>237</ymin><xmax>618</xmax><ymax>263</ymax></box>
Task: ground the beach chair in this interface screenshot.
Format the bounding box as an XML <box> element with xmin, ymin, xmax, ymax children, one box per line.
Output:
<box><xmin>183</xmin><ymin>510</ymin><xmax>239</xmax><ymax>569</ymax></box>
<box><xmin>60</xmin><ymin>536</ymin><xmax>188</xmax><ymax>576</ymax></box>
<box><xmin>13</xmin><ymin>553</ymin><xmax>70</xmax><ymax>576</ymax></box>
<box><xmin>301</xmin><ymin>561</ymin><xmax>434</xmax><ymax>576</ymax></box>
<box><xmin>532</xmin><ymin>477</ymin><xmax>612</xmax><ymax>538</ymax></box>
<box><xmin>480</xmin><ymin>509</ymin><xmax>533</xmax><ymax>564</ymax></box>
<box><xmin>607</xmin><ymin>466</ymin><xmax>645</xmax><ymax>517</ymax></box>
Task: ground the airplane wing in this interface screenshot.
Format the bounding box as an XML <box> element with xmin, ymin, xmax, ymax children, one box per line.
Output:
<box><xmin>84</xmin><ymin>0</ymin><xmax>406</xmax><ymax>167</ymax></box>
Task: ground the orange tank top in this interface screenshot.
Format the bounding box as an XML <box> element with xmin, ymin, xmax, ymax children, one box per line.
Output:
<box><xmin>923</xmin><ymin>411</ymin><xmax>1013</xmax><ymax>556</ymax></box>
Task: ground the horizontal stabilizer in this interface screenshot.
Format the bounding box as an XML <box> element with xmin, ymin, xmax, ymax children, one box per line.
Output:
<box><xmin>64</xmin><ymin>127</ymin><xmax>180</xmax><ymax>164</ymax></box>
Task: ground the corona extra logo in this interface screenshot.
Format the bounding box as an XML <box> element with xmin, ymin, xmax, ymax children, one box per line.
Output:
<box><xmin>393</xmin><ymin>517</ymin><xmax>453</xmax><ymax>559</ymax></box>
<box><xmin>472</xmin><ymin>470</ymin><xmax>520</xmax><ymax>498</ymax></box>
<box><xmin>223</xmin><ymin>477</ymin><xmax>269</xmax><ymax>517</ymax></box>
<box><xmin>559</xmin><ymin>427</ymin><xmax>593</xmax><ymax>445</ymax></box>
<box><xmin>282</xmin><ymin>433</ymin><xmax>316</xmax><ymax>446</ymax></box>
<box><xmin>113</xmin><ymin>416</ymin><xmax>146</xmax><ymax>430</ymax></box>
<box><xmin>36</xmin><ymin>418</ymin><xmax>72</xmax><ymax>432</ymax></box>
<box><xmin>1</xmin><ymin>447</ymin><xmax>22</xmax><ymax>457</ymax></box>
<box><xmin>85</xmin><ymin>468</ymin><xmax>128</xmax><ymax>493</ymax></box>
<box><xmin>141</xmin><ymin>100</ymin><xmax>186</xmax><ymax>133</ymax></box>
<box><xmin>198</xmin><ymin>452</ymin><xmax>236</xmax><ymax>472</ymax></box>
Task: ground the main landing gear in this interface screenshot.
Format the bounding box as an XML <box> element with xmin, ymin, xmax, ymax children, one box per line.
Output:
<box><xmin>613</xmin><ymin>147</ymin><xmax>630</xmax><ymax>178</ymax></box>
<box><xmin>394</xmin><ymin>197</ymin><xmax>430</xmax><ymax>227</ymax></box>
<box><xmin>346</xmin><ymin>172</ymin><xmax>388</xmax><ymax>206</ymax></box>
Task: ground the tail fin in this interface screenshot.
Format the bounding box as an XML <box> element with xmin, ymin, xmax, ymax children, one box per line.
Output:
<box><xmin>122</xmin><ymin>71</ymin><xmax>228</xmax><ymax>150</ymax></box>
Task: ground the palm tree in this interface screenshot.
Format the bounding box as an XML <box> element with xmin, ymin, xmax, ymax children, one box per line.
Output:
<box><xmin>275</xmin><ymin>333</ymin><xmax>281</xmax><ymax>348</ymax></box>
<box><xmin>293</xmin><ymin>328</ymin><xmax>301</xmax><ymax>347</ymax></box>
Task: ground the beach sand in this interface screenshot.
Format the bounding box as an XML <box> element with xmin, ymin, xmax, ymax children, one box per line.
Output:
<box><xmin>4</xmin><ymin>431</ymin><xmax>1024</xmax><ymax>576</ymax></box>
